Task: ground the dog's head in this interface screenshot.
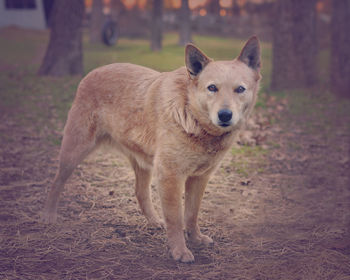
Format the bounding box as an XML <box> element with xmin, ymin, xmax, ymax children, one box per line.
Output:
<box><xmin>185</xmin><ymin>37</ymin><xmax>261</xmax><ymax>135</ymax></box>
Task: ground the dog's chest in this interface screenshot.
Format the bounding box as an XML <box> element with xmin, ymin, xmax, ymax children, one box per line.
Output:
<box><xmin>190</xmin><ymin>130</ymin><xmax>233</xmax><ymax>154</ymax></box>
<box><xmin>186</xmin><ymin>133</ymin><xmax>233</xmax><ymax>175</ymax></box>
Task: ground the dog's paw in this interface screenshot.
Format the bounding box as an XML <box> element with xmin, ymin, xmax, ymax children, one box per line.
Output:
<box><xmin>147</xmin><ymin>216</ymin><xmax>165</xmax><ymax>229</ymax></box>
<box><xmin>170</xmin><ymin>245</ymin><xmax>195</xmax><ymax>263</ymax></box>
<box><xmin>188</xmin><ymin>233</ymin><xmax>213</xmax><ymax>246</ymax></box>
<box><xmin>40</xmin><ymin>210</ymin><xmax>57</xmax><ymax>224</ymax></box>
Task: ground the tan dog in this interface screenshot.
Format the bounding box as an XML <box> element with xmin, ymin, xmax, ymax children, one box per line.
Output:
<box><xmin>42</xmin><ymin>37</ymin><xmax>261</xmax><ymax>262</ymax></box>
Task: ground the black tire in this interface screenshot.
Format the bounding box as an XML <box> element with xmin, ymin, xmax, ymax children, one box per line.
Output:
<box><xmin>102</xmin><ymin>19</ymin><xmax>118</xmax><ymax>46</ymax></box>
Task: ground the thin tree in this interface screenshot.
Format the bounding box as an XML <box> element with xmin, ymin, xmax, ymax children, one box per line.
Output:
<box><xmin>38</xmin><ymin>0</ymin><xmax>84</xmax><ymax>77</ymax></box>
<box><xmin>330</xmin><ymin>0</ymin><xmax>350</xmax><ymax>98</ymax></box>
<box><xmin>151</xmin><ymin>0</ymin><xmax>163</xmax><ymax>51</ymax></box>
<box><xmin>178</xmin><ymin>0</ymin><xmax>192</xmax><ymax>46</ymax></box>
<box><xmin>90</xmin><ymin>0</ymin><xmax>104</xmax><ymax>44</ymax></box>
<box><xmin>270</xmin><ymin>0</ymin><xmax>318</xmax><ymax>90</ymax></box>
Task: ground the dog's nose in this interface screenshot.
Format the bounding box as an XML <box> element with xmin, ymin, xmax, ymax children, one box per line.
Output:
<box><xmin>218</xmin><ymin>109</ymin><xmax>232</xmax><ymax>123</ymax></box>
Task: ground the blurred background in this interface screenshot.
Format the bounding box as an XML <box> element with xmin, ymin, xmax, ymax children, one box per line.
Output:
<box><xmin>0</xmin><ymin>0</ymin><xmax>348</xmax><ymax>95</ymax></box>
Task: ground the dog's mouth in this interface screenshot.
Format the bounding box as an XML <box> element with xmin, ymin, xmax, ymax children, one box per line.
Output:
<box><xmin>218</xmin><ymin>121</ymin><xmax>232</xmax><ymax>128</ymax></box>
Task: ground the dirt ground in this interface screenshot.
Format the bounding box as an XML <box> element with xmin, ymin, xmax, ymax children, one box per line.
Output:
<box><xmin>1</xmin><ymin>52</ymin><xmax>350</xmax><ymax>280</ymax></box>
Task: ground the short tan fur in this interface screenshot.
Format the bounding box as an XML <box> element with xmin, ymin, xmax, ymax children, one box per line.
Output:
<box><xmin>42</xmin><ymin>37</ymin><xmax>261</xmax><ymax>262</ymax></box>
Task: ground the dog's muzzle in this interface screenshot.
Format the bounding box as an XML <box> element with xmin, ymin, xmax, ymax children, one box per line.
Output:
<box><xmin>217</xmin><ymin>109</ymin><xmax>233</xmax><ymax>127</ymax></box>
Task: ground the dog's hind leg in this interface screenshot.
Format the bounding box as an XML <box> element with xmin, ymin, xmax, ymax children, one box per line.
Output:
<box><xmin>129</xmin><ymin>158</ymin><xmax>163</xmax><ymax>227</ymax></box>
<box><xmin>42</xmin><ymin>118</ymin><xmax>97</xmax><ymax>223</ymax></box>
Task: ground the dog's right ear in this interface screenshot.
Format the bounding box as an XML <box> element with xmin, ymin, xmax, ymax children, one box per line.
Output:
<box><xmin>185</xmin><ymin>44</ymin><xmax>211</xmax><ymax>79</ymax></box>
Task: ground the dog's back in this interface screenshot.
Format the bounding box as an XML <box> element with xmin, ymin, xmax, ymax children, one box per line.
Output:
<box><xmin>66</xmin><ymin>63</ymin><xmax>163</xmax><ymax>167</ymax></box>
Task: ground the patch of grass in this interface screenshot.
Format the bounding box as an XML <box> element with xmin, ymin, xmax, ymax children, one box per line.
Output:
<box><xmin>279</xmin><ymin>88</ymin><xmax>350</xmax><ymax>137</ymax></box>
<box><xmin>266</xmin><ymin>141</ymin><xmax>281</xmax><ymax>149</ymax></box>
<box><xmin>0</xmin><ymin>27</ymin><xmax>48</xmax><ymax>67</ymax></box>
<box><xmin>231</xmin><ymin>145</ymin><xmax>268</xmax><ymax>157</ymax></box>
<box><xmin>47</xmin><ymin>134</ymin><xmax>62</xmax><ymax>146</ymax></box>
<box><xmin>231</xmin><ymin>145</ymin><xmax>268</xmax><ymax>178</ymax></box>
<box><xmin>84</xmin><ymin>33</ymin><xmax>186</xmax><ymax>73</ymax></box>
<box><xmin>267</xmin><ymin>49</ymin><xmax>350</xmax><ymax>137</ymax></box>
<box><xmin>288</xmin><ymin>142</ymin><xmax>302</xmax><ymax>151</ymax></box>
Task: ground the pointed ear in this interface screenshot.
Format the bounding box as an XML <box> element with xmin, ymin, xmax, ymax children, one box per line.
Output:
<box><xmin>185</xmin><ymin>44</ymin><xmax>212</xmax><ymax>78</ymax></box>
<box><xmin>238</xmin><ymin>36</ymin><xmax>261</xmax><ymax>71</ymax></box>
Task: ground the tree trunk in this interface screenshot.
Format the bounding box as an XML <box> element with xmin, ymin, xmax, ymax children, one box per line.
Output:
<box><xmin>90</xmin><ymin>0</ymin><xmax>104</xmax><ymax>44</ymax></box>
<box><xmin>271</xmin><ymin>0</ymin><xmax>317</xmax><ymax>90</ymax></box>
<box><xmin>207</xmin><ymin>0</ymin><xmax>220</xmax><ymax>16</ymax></box>
<box><xmin>150</xmin><ymin>0</ymin><xmax>163</xmax><ymax>51</ymax></box>
<box><xmin>178</xmin><ymin>0</ymin><xmax>192</xmax><ymax>46</ymax></box>
<box><xmin>330</xmin><ymin>0</ymin><xmax>350</xmax><ymax>98</ymax></box>
<box><xmin>38</xmin><ymin>0</ymin><xmax>84</xmax><ymax>77</ymax></box>
<box><xmin>231</xmin><ymin>0</ymin><xmax>241</xmax><ymax>16</ymax></box>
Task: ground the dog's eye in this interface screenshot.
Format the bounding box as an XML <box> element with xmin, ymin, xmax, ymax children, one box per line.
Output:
<box><xmin>234</xmin><ymin>86</ymin><xmax>246</xmax><ymax>94</ymax></box>
<box><xmin>207</xmin><ymin>84</ymin><xmax>218</xmax><ymax>92</ymax></box>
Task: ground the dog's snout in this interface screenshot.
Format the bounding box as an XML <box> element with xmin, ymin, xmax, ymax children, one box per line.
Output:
<box><xmin>218</xmin><ymin>109</ymin><xmax>232</xmax><ymax>123</ymax></box>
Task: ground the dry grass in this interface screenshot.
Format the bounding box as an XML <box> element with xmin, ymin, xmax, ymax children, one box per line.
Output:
<box><xmin>1</xmin><ymin>99</ymin><xmax>349</xmax><ymax>279</ymax></box>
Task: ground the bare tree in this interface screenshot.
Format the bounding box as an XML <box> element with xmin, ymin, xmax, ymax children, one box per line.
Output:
<box><xmin>330</xmin><ymin>0</ymin><xmax>350</xmax><ymax>98</ymax></box>
<box><xmin>90</xmin><ymin>0</ymin><xmax>104</xmax><ymax>44</ymax></box>
<box><xmin>178</xmin><ymin>0</ymin><xmax>192</xmax><ymax>46</ymax></box>
<box><xmin>38</xmin><ymin>0</ymin><xmax>84</xmax><ymax>76</ymax></box>
<box><xmin>271</xmin><ymin>0</ymin><xmax>317</xmax><ymax>90</ymax></box>
<box><xmin>150</xmin><ymin>0</ymin><xmax>163</xmax><ymax>51</ymax></box>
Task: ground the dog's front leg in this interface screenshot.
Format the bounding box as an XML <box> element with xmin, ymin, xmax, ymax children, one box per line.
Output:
<box><xmin>184</xmin><ymin>174</ymin><xmax>214</xmax><ymax>246</ymax></box>
<box><xmin>157</xmin><ymin>168</ymin><xmax>194</xmax><ymax>263</ymax></box>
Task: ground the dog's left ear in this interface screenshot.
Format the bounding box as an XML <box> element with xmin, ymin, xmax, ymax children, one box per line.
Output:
<box><xmin>238</xmin><ymin>36</ymin><xmax>261</xmax><ymax>71</ymax></box>
<box><xmin>185</xmin><ymin>44</ymin><xmax>212</xmax><ymax>79</ymax></box>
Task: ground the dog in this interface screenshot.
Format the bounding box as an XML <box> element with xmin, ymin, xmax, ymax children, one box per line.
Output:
<box><xmin>42</xmin><ymin>36</ymin><xmax>261</xmax><ymax>262</ymax></box>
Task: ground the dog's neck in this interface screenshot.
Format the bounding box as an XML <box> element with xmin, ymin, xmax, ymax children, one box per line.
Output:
<box><xmin>186</xmin><ymin>127</ymin><xmax>235</xmax><ymax>155</ymax></box>
<box><xmin>181</xmin><ymin>104</ymin><xmax>237</xmax><ymax>153</ymax></box>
